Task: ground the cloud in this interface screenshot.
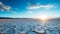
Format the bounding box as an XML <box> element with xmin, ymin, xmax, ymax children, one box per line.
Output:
<box><xmin>3</xmin><ymin>6</ymin><xmax>11</xmax><ymax>11</ymax></box>
<box><xmin>0</xmin><ymin>2</ymin><xmax>17</xmax><ymax>13</ymax></box>
<box><xmin>27</xmin><ymin>3</ymin><xmax>56</xmax><ymax>10</ymax></box>
<box><xmin>0</xmin><ymin>2</ymin><xmax>11</xmax><ymax>11</ymax></box>
<box><xmin>41</xmin><ymin>4</ymin><xmax>56</xmax><ymax>9</ymax></box>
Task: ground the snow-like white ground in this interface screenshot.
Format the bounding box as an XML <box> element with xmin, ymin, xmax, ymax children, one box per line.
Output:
<box><xmin>0</xmin><ymin>18</ymin><xmax>60</xmax><ymax>34</ymax></box>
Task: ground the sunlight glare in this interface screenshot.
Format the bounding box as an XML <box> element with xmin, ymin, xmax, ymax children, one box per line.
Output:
<box><xmin>38</xmin><ymin>15</ymin><xmax>50</xmax><ymax>22</ymax></box>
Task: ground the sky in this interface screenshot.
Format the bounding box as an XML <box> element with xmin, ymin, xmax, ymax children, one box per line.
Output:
<box><xmin>0</xmin><ymin>0</ymin><xmax>60</xmax><ymax>18</ymax></box>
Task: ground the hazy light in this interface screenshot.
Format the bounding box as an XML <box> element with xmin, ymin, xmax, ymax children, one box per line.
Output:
<box><xmin>38</xmin><ymin>15</ymin><xmax>50</xmax><ymax>22</ymax></box>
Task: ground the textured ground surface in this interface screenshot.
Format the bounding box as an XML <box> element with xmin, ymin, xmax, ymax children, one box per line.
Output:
<box><xmin>0</xmin><ymin>18</ymin><xmax>60</xmax><ymax>34</ymax></box>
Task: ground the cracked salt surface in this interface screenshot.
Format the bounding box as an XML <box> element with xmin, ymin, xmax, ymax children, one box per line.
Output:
<box><xmin>0</xmin><ymin>19</ymin><xmax>60</xmax><ymax>34</ymax></box>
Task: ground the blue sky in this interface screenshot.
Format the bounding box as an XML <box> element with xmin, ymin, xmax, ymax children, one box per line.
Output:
<box><xmin>0</xmin><ymin>0</ymin><xmax>60</xmax><ymax>18</ymax></box>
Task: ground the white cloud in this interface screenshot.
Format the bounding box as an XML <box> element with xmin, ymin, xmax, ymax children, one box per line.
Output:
<box><xmin>27</xmin><ymin>5</ymin><xmax>40</xmax><ymax>9</ymax></box>
<box><xmin>42</xmin><ymin>4</ymin><xmax>55</xmax><ymax>9</ymax></box>
<box><xmin>3</xmin><ymin>6</ymin><xmax>11</xmax><ymax>11</ymax></box>
<box><xmin>0</xmin><ymin>2</ymin><xmax>11</xmax><ymax>11</ymax></box>
<box><xmin>27</xmin><ymin>3</ymin><xmax>56</xmax><ymax>10</ymax></box>
<box><xmin>0</xmin><ymin>2</ymin><xmax>18</xmax><ymax>14</ymax></box>
<box><xmin>0</xmin><ymin>2</ymin><xmax>4</xmax><ymax>6</ymax></box>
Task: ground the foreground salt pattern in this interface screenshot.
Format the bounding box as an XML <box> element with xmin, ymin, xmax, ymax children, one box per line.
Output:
<box><xmin>0</xmin><ymin>19</ymin><xmax>60</xmax><ymax>34</ymax></box>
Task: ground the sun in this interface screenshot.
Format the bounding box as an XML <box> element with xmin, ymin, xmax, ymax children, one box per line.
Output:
<box><xmin>38</xmin><ymin>15</ymin><xmax>50</xmax><ymax>22</ymax></box>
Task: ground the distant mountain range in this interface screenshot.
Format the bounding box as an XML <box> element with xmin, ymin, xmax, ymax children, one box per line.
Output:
<box><xmin>0</xmin><ymin>17</ymin><xmax>13</xmax><ymax>19</ymax></box>
<box><xmin>0</xmin><ymin>17</ymin><xmax>20</xmax><ymax>19</ymax></box>
<box><xmin>0</xmin><ymin>17</ymin><xmax>60</xmax><ymax>20</ymax></box>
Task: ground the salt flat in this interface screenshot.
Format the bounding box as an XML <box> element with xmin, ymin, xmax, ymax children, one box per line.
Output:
<box><xmin>0</xmin><ymin>18</ymin><xmax>60</xmax><ymax>34</ymax></box>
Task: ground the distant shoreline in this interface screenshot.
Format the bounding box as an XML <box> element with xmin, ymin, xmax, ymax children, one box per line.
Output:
<box><xmin>0</xmin><ymin>17</ymin><xmax>60</xmax><ymax>20</ymax></box>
